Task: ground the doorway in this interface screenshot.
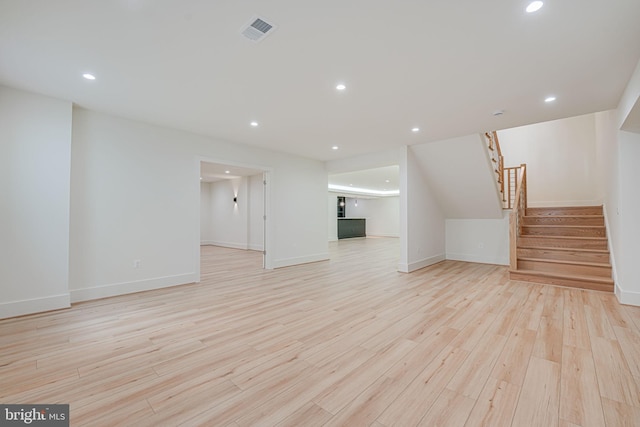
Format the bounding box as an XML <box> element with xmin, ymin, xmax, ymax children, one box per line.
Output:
<box><xmin>199</xmin><ymin>161</ymin><xmax>270</xmax><ymax>276</ymax></box>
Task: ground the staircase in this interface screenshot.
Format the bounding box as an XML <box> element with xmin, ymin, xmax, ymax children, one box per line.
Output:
<box><xmin>509</xmin><ymin>206</ymin><xmax>614</xmax><ymax>292</ymax></box>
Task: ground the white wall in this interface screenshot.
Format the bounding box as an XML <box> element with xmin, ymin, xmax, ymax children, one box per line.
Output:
<box><xmin>346</xmin><ymin>197</ymin><xmax>399</xmax><ymax>237</ymax></box>
<box><xmin>0</xmin><ymin>86</ymin><xmax>72</xmax><ymax>318</ymax></box>
<box><xmin>446</xmin><ymin>215</ymin><xmax>509</xmax><ymax>265</ymax></box>
<box><xmin>410</xmin><ymin>134</ymin><xmax>503</xmax><ymax>219</ymax></box>
<box><xmin>209</xmin><ymin>178</ymin><xmax>248</xmax><ymax>249</ymax></box>
<box><xmin>200</xmin><ymin>182</ymin><xmax>213</xmax><ymax>244</ymax></box>
<box><xmin>328</xmin><ymin>193</ymin><xmax>339</xmax><ymax>241</ymax></box>
<box><xmin>201</xmin><ymin>175</ymin><xmax>264</xmax><ymax>250</ymax></box>
<box><xmin>498</xmin><ymin>114</ymin><xmax>599</xmax><ymax>207</ymax></box>
<box><xmin>617</xmin><ymin>131</ymin><xmax>640</xmax><ymax>305</ymax></box>
<box><xmin>399</xmin><ymin>146</ymin><xmax>446</xmax><ymax>272</ymax></box>
<box><xmin>594</xmin><ymin>111</ymin><xmax>620</xmax><ymax>286</ymax></box>
<box><xmin>248</xmin><ymin>174</ymin><xmax>265</xmax><ymax>251</ymax></box>
<box><xmin>69</xmin><ymin>107</ymin><xmax>328</xmax><ymax>302</ymax></box>
<box><xmin>595</xmin><ymin>78</ymin><xmax>640</xmax><ymax>306</ymax></box>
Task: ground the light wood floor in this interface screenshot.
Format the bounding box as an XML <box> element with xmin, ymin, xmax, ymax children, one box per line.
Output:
<box><xmin>2</xmin><ymin>237</ymin><xmax>640</xmax><ymax>426</ymax></box>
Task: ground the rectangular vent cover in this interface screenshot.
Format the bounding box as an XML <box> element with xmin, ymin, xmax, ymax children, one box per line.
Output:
<box><xmin>241</xmin><ymin>16</ymin><xmax>277</xmax><ymax>42</ymax></box>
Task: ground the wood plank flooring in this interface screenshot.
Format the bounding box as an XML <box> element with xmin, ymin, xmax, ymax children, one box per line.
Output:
<box><xmin>1</xmin><ymin>237</ymin><xmax>640</xmax><ymax>426</ymax></box>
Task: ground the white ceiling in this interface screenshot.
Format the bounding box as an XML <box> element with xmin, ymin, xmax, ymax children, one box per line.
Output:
<box><xmin>1</xmin><ymin>1</ymin><xmax>639</xmax><ymax>163</ymax></box>
<box><xmin>200</xmin><ymin>162</ymin><xmax>263</xmax><ymax>183</ymax></box>
<box><xmin>329</xmin><ymin>165</ymin><xmax>399</xmax><ymax>197</ymax></box>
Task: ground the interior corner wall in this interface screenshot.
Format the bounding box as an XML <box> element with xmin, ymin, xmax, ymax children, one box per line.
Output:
<box><xmin>595</xmin><ymin>108</ymin><xmax>640</xmax><ymax>306</ymax></box>
<box><xmin>0</xmin><ymin>86</ymin><xmax>72</xmax><ymax>319</ymax></box>
<box><xmin>398</xmin><ymin>146</ymin><xmax>445</xmax><ymax>272</ymax></box>
<box><xmin>617</xmin><ymin>131</ymin><xmax>640</xmax><ymax>305</ymax></box>
<box><xmin>69</xmin><ymin>107</ymin><xmax>327</xmax><ymax>303</ymax></box>
<box><xmin>328</xmin><ymin>193</ymin><xmax>339</xmax><ymax>241</ymax></box>
<box><xmin>248</xmin><ymin>174</ymin><xmax>265</xmax><ymax>251</ymax></box>
<box><xmin>497</xmin><ymin>114</ymin><xmax>599</xmax><ymax>207</ymax></box>
<box><xmin>200</xmin><ymin>182</ymin><xmax>213</xmax><ymax>244</ymax></box>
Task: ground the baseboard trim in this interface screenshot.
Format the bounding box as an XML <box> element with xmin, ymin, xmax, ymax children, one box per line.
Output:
<box><xmin>446</xmin><ymin>252</ymin><xmax>508</xmax><ymax>266</ymax></box>
<box><xmin>616</xmin><ymin>283</ymin><xmax>640</xmax><ymax>307</ymax></box>
<box><xmin>273</xmin><ymin>253</ymin><xmax>330</xmax><ymax>269</ymax></box>
<box><xmin>0</xmin><ymin>293</ymin><xmax>70</xmax><ymax>320</ymax></box>
<box><xmin>398</xmin><ymin>254</ymin><xmax>445</xmax><ymax>273</ymax></box>
<box><xmin>70</xmin><ymin>273</ymin><xmax>198</xmax><ymax>303</ymax></box>
<box><xmin>205</xmin><ymin>241</ymin><xmax>249</xmax><ymax>250</ymax></box>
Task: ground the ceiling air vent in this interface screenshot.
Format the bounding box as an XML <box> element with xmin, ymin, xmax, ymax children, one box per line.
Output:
<box><xmin>240</xmin><ymin>16</ymin><xmax>277</xmax><ymax>42</ymax></box>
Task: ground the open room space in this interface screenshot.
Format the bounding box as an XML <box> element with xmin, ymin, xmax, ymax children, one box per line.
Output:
<box><xmin>2</xmin><ymin>238</ymin><xmax>640</xmax><ymax>425</ymax></box>
<box><xmin>2</xmin><ymin>1</ymin><xmax>640</xmax><ymax>425</ymax></box>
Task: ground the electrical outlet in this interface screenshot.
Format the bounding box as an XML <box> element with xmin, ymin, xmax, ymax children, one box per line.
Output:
<box><xmin>133</xmin><ymin>260</ymin><xmax>141</xmax><ymax>268</ymax></box>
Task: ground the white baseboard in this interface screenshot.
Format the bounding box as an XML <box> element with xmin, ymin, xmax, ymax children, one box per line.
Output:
<box><xmin>202</xmin><ymin>241</ymin><xmax>263</xmax><ymax>252</ymax></box>
<box><xmin>367</xmin><ymin>233</ymin><xmax>400</xmax><ymax>238</ymax></box>
<box><xmin>398</xmin><ymin>254</ymin><xmax>445</xmax><ymax>273</ymax></box>
<box><xmin>206</xmin><ymin>241</ymin><xmax>248</xmax><ymax>250</ymax></box>
<box><xmin>446</xmin><ymin>252</ymin><xmax>509</xmax><ymax>266</ymax></box>
<box><xmin>70</xmin><ymin>273</ymin><xmax>198</xmax><ymax>303</ymax></box>
<box><xmin>0</xmin><ymin>293</ymin><xmax>70</xmax><ymax>320</ymax></box>
<box><xmin>248</xmin><ymin>243</ymin><xmax>264</xmax><ymax>251</ymax></box>
<box><xmin>273</xmin><ymin>253</ymin><xmax>330</xmax><ymax>269</ymax></box>
<box><xmin>616</xmin><ymin>283</ymin><xmax>640</xmax><ymax>307</ymax></box>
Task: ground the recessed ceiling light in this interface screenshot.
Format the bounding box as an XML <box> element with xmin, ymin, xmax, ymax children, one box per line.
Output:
<box><xmin>200</xmin><ymin>177</ymin><xmax>203</xmax><ymax>180</ymax></box>
<box><xmin>526</xmin><ymin>1</ymin><xmax>543</xmax><ymax>13</ymax></box>
<box><xmin>82</xmin><ymin>73</ymin><xmax>96</xmax><ymax>80</ymax></box>
<box><xmin>545</xmin><ymin>96</ymin><xmax>556</xmax><ymax>103</ymax></box>
<box><xmin>225</xmin><ymin>170</ymin><xmax>230</xmax><ymax>174</ymax></box>
<box><xmin>385</xmin><ymin>179</ymin><xmax>390</xmax><ymax>183</ymax></box>
<box><xmin>411</xmin><ymin>127</ymin><xmax>420</xmax><ymax>133</ymax></box>
<box><xmin>250</xmin><ymin>121</ymin><xmax>259</xmax><ymax>127</ymax></box>
<box><xmin>332</xmin><ymin>146</ymin><xmax>339</xmax><ymax>150</ymax></box>
<box><xmin>336</xmin><ymin>84</ymin><xmax>346</xmax><ymax>91</ymax></box>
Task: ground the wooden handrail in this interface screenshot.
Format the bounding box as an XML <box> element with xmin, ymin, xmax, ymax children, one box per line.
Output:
<box><xmin>483</xmin><ymin>132</ymin><xmax>527</xmax><ymax>270</ymax></box>
<box><xmin>509</xmin><ymin>164</ymin><xmax>527</xmax><ymax>270</ymax></box>
<box><xmin>484</xmin><ymin>131</ymin><xmax>505</xmax><ymax>200</ymax></box>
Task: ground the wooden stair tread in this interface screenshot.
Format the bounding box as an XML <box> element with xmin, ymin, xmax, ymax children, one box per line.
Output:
<box><xmin>526</xmin><ymin>206</ymin><xmax>602</xmax><ymax>212</ymax></box>
<box><xmin>517</xmin><ymin>245</ymin><xmax>609</xmax><ymax>254</ymax></box>
<box><xmin>517</xmin><ymin>256</ymin><xmax>611</xmax><ymax>268</ymax></box>
<box><xmin>524</xmin><ymin>214</ymin><xmax>604</xmax><ymax>218</ymax></box>
<box><xmin>523</xmin><ymin>225</ymin><xmax>605</xmax><ymax>229</ymax></box>
<box><xmin>513</xmin><ymin>204</ymin><xmax>612</xmax><ymax>291</ymax></box>
<box><xmin>520</xmin><ymin>235</ymin><xmax>607</xmax><ymax>241</ymax></box>
<box><xmin>510</xmin><ymin>269</ymin><xmax>614</xmax><ymax>284</ymax></box>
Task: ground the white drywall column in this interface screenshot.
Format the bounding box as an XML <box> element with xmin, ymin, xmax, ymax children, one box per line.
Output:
<box><xmin>398</xmin><ymin>146</ymin><xmax>445</xmax><ymax>272</ymax></box>
<box><xmin>616</xmin><ymin>131</ymin><xmax>640</xmax><ymax>305</ymax></box>
<box><xmin>0</xmin><ymin>86</ymin><xmax>72</xmax><ymax>318</ymax></box>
